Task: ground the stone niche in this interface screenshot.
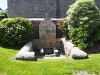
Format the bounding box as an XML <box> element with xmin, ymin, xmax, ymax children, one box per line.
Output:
<box><xmin>39</xmin><ymin>13</ymin><xmax>56</xmax><ymax>48</ymax></box>
<box><xmin>33</xmin><ymin>14</ymin><xmax>64</xmax><ymax>56</ymax></box>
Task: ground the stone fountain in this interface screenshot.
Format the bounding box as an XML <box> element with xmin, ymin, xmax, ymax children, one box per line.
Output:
<box><xmin>15</xmin><ymin>13</ymin><xmax>88</xmax><ymax>60</ymax></box>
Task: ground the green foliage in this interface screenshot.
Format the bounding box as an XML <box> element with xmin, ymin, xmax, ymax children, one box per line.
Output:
<box><xmin>0</xmin><ymin>11</ymin><xmax>8</xmax><ymax>20</ymax></box>
<box><xmin>56</xmin><ymin>20</ymin><xmax>66</xmax><ymax>38</ymax></box>
<box><xmin>0</xmin><ymin>17</ymin><xmax>34</xmax><ymax>47</ymax></box>
<box><xmin>64</xmin><ymin>0</ymin><xmax>100</xmax><ymax>49</ymax></box>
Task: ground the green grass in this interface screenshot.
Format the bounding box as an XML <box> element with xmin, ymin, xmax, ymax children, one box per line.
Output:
<box><xmin>0</xmin><ymin>47</ymin><xmax>100</xmax><ymax>75</ymax></box>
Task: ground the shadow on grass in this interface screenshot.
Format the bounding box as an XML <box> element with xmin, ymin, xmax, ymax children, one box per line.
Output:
<box><xmin>85</xmin><ymin>41</ymin><xmax>100</xmax><ymax>54</ymax></box>
<box><xmin>0</xmin><ymin>45</ymin><xmax>22</xmax><ymax>50</ymax></box>
<box><xmin>72</xmin><ymin>56</ymin><xmax>89</xmax><ymax>60</ymax></box>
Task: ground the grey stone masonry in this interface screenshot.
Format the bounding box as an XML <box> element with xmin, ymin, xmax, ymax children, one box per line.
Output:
<box><xmin>8</xmin><ymin>0</ymin><xmax>100</xmax><ymax>18</ymax></box>
<box><xmin>8</xmin><ymin>0</ymin><xmax>76</xmax><ymax>18</ymax></box>
<box><xmin>95</xmin><ymin>0</ymin><xmax>100</xmax><ymax>9</ymax></box>
<box><xmin>8</xmin><ymin>0</ymin><xmax>57</xmax><ymax>18</ymax></box>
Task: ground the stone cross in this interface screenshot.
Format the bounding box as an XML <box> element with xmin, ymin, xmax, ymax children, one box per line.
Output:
<box><xmin>45</xmin><ymin>0</ymin><xmax>50</xmax><ymax>17</ymax></box>
<box><xmin>45</xmin><ymin>13</ymin><xmax>50</xmax><ymax>20</ymax></box>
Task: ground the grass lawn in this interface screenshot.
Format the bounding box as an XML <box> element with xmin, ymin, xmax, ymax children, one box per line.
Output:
<box><xmin>0</xmin><ymin>47</ymin><xmax>100</xmax><ymax>75</ymax></box>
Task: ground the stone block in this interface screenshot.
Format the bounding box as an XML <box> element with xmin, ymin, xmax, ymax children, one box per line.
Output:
<box><xmin>15</xmin><ymin>42</ymin><xmax>37</xmax><ymax>61</ymax></box>
<box><xmin>16</xmin><ymin>52</ymin><xmax>36</xmax><ymax>61</ymax></box>
<box><xmin>71</xmin><ymin>47</ymin><xmax>88</xmax><ymax>59</ymax></box>
<box><xmin>19</xmin><ymin>42</ymin><xmax>33</xmax><ymax>52</ymax></box>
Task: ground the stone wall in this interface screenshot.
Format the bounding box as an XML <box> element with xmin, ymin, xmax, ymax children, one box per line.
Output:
<box><xmin>8</xmin><ymin>0</ymin><xmax>57</xmax><ymax>18</ymax></box>
<box><xmin>8</xmin><ymin>0</ymin><xmax>75</xmax><ymax>18</ymax></box>
<box><xmin>95</xmin><ymin>0</ymin><xmax>100</xmax><ymax>9</ymax></box>
<box><xmin>8</xmin><ymin>0</ymin><xmax>100</xmax><ymax>18</ymax></box>
<box><xmin>57</xmin><ymin>0</ymin><xmax>75</xmax><ymax>18</ymax></box>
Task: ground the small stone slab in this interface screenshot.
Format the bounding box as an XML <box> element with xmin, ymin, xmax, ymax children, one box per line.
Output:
<box><xmin>43</xmin><ymin>48</ymin><xmax>54</xmax><ymax>54</ymax></box>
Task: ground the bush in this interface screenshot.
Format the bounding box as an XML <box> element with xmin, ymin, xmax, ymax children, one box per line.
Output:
<box><xmin>64</xmin><ymin>0</ymin><xmax>100</xmax><ymax>49</ymax></box>
<box><xmin>0</xmin><ymin>17</ymin><xmax>34</xmax><ymax>47</ymax></box>
<box><xmin>0</xmin><ymin>11</ymin><xmax>8</xmax><ymax>21</ymax></box>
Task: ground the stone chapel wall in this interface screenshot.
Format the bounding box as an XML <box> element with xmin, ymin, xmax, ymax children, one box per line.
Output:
<box><xmin>8</xmin><ymin>0</ymin><xmax>100</xmax><ymax>18</ymax></box>
<box><xmin>8</xmin><ymin>0</ymin><xmax>57</xmax><ymax>18</ymax></box>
